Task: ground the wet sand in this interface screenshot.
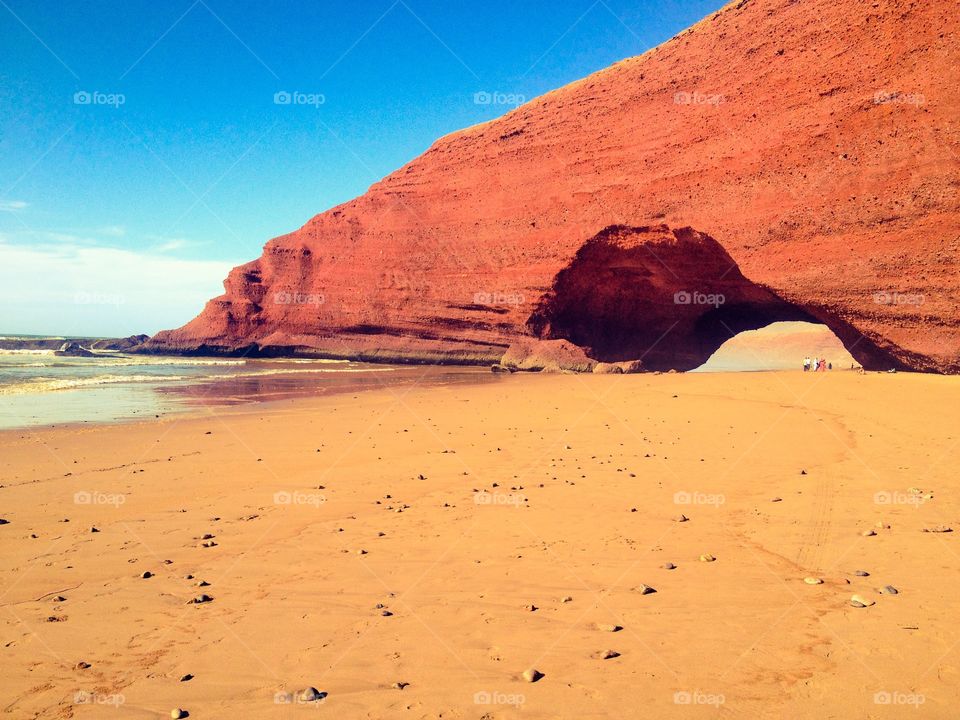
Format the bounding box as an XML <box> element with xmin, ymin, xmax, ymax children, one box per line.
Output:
<box><xmin>1</xmin><ymin>370</ymin><xmax>958</xmax><ymax>718</ymax></box>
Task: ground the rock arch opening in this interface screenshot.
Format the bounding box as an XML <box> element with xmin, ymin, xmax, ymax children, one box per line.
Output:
<box><xmin>526</xmin><ymin>225</ymin><xmax>902</xmax><ymax>372</ymax></box>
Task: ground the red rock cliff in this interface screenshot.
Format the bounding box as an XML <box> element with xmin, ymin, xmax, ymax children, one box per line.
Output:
<box><xmin>145</xmin><ymin>0</ymin><xmax>960</xmax><ymax>372</ymax></box>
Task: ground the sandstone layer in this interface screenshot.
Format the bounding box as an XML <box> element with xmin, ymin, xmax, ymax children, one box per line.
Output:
<box><xmin>145</xmin><ymin>0</ymin><xmax>960</xmax><ymax>372</ymax></box>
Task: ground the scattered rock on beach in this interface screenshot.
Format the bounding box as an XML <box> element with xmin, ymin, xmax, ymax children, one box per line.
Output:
<box><xmin>804</xmin><ymin>577</ymin><xmax>823</xmax><ymax>585</ymax></box>
<box><xmin>853</xmin><ymin>570</ymin><xmax>870</xmax><ymax>577</ymax></box>
<box><xmin>861</xmin><ymin>529</ymin><xmax>876</xmax><ymax>537</ymax></box>
<box><xmin>560</xmin><ymin>596</ymin><xmax>573</xmax><ymax>603</ymax></box>
<box><xmin>596</xmin><ymin>623</ymin><xmax>622</xmax><ymax>632</ymax></box>
<box><xmin>594</xmin><ymin>649</ymin><xmax>620</xmax><ymax>659</ymax></box>
<box><xmin>299</xmin><ymin>687</ymin><xmax>326</xmax><ymax>702</ymax></box>
<box><xmin>189</xmin><ymin>594</ymin><xmax>213</xmax><ymax>604</ymax></box>
<box><xmin>392</xmin><ymin>681</ymin><xmax>409</xmax><ymax>690</ymax></box>
<box><xmin>522</xmin><ymin>668</ymin><xmax>543</xmax><ymax>683</ymax></box>
<box><xmin>922</xmin><ymin>525</ymin><xmax>952</xmax><ymax>533</ymax></box>
<box><xmin>634</xmin><ymin>584</ymin><xmax>656</xmax><ymax>595</ymax></box>
<box><xmin>699</xmin><ymin>554</ymin><xmax>716</xmax><ymax>562</ymax></box>
<box><xmin>850</xmin><ymin>594</ymin><xmax>875</xmax><ymax>608</ymax></box>
<box><xmin>673</xmin><ymin>514</ymin><xmax>689</xmax><ymax>522</ymax></box>
<box><xmin>662</xmin><ymin>562</ymin><xmax>676</xmax><ymax>570</ymax></box>
<box><xmin>180</xmin><ymin>674</ymin><xmax>193</xmax><ymax>682</ymax></box>
<box><xmin>141</xmin><ymin>571</ymin><xmax>153</xmax><ymax>579</ymax></box>
<box><xmin>171</xmin><ymin>710</ymin><xmax>187</xmax><ymax>719</ymax></box>
<box><xmin>878</xmin><ymin>585</ymin><xmax>899</xmax><ymax>595</ymax></box>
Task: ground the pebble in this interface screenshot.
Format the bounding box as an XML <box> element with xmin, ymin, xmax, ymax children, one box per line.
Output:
<box><xmin>771</xmin><ymin>497</ymin><xmax>783</xmax><ymax>502</ymax></box>
<box><xmin>299</xmin><ymin>687</ymin><xmax>326</xmax><ymax>702</ymax></box>
<box><xmin>560</xmin><ymin>596</ymin><xmax>573</xmax><ymax>603</ymax></box>
<box><xmin>392</xmin><ymin>682</ymin><xmax>409</xmax><ymax>690</ymax></box>
<box><xmin>850</xmin><ymin>594</ymin><xmax>875</xmax><ymax>608</ymax></box>
<box><xmin>381</xmin><ymin>609</ymin><xmax>394</xmax><ymax>617</ymax></box>
<box><xmin>922</xmin><ymin>525</ymin><xmax>952</xmax><ymax>533</ymax></box>
<box><xmin>141</xmin><ymin>571</ymin><xmax>153</xmax><ymax>579</ymax></box>
<box><xmin>51</xmin><ymin>595</ymin><xmax>66</xmax><ymax>602</ymax></box>
<box><xmin>522</xmin><ymin>668</ymin><xmax>543</xmax><ymax>683</ymax></box>
<box><xmin>595</xmin><ymin>649</ymin><xmax>620</xmax><ymax>659</ymax></box>
<box><xmin>523</xmin><ymin>604</ymin><xmax>538</xmax><ymax>612</ymax></box>
<box><xmin>75</xmin><ymin>661</ymin><xmax>91</xmax><ymax>669</ymax></box>
<box><xmin>861</xmin><ymin>529</ymin><xmax>876</xmax><ymax>537</ymax></box>
<box><xmin>803</xmin><ymin>577</ymin><xmax>823</xmax><ymax>585</ymax></box>
<box><xmin>196</xmin><ymin>580</ymin><xmax>210</xmax><ymax>587</ymax></box>
<box><xmin>878</xmin><ymin>585</ymin><xmax>899</xmax><ymax>595</ymax></box>
<box><xmin>180</xmin><ymin>674</ymin><xmax>193</xmax><ymax>682</ymax></box>
<box><xmin>357</xmin><ymin>549</ymin><xmax>368</xmax><ymax>555</ymax></box>
<box><xmin>171</xmin><ymin>710</ymin><xmax>187</xmax><ymax>719</ymax></box>
<box><xmin>189</xmin><ymin>594</ymin><xmax>213</xmax><ymax>604</ymax></box>
<box><xmin>853</xmin><ymin>570</ymin><xmax>870</xmax><ymax>577</ymax></box>
<box><xmin>699</xmin><ymin>554</ymin><xmax>716</xmax><ymax>562</ymax></box>
<box><xmin>634</xmin><ymin>584</ymin><xmax>656</xmax><ymax>595</ymax></box>
<box><xmin>596</xmin><ymin>623</ymin><xmax>622</xmax><ymax>632</ymax></box>
<box><xmin>673</xmin><ymin>514</ymin><xmax>689</xmax><ymax>522</ymax></box>
<box><xmin>662</xmin><ymin>562</ymin><xmax>676</xmax><ymax>570</ymax></box>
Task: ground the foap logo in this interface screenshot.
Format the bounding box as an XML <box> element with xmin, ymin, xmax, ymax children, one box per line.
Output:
<box><xmin>73</xmin><ymin>291</ymin><xmax>125</xmax><ymax>307</ymax></box>
<box><xmin>273</xmin><ymin>490</ymin><xmax>326</xmax><ymax>508</ymax></box>
<box><xmin>273</xmin><ymin>90</ymin><xmax>325</xmax><ymax>107</ymax></box>
<box><xmin>273</xmin><ymin>690</ymin><xmax>327</xmax><ymax>706</ymax></box>
<box><xmin>473</xmin><ymin>91</ymin><xmax>525</xmax><ymax>107</ymax></box>
<box><xmin>674</xmin><ymin>90</ymin><xmax>724</xmax><ymax>106</ymax></box>
<box><xmin>74</xmin><ymin>490</ymin><xmax>126</xmax><ymax>507</ymax></box>
<box><xmin>74</xmin><ymin>691</ymin><xmax>125</xmax><ymax>707</ymax></box>
<box><xmin>673</xmin><ymin>491</ymin><xmax>725</xmax><ymax>508</ymax></box>
<box><xmin>273</xmin><ymin>291</ymin><xmax>324</xmax><ymax>306</ymax></box>
<box><xmin>474</xmin><ymin>491</ymin><xmax>524</xmax><ymax>508</ymax></box>
<box><xmin>73</xmin><ymin>90</ymin><xmax>126</xmax><ymax>108</ymax></box>
<box><xmin>873</xmin><ymin>291</ymin><xmax>925</xmax><ymax>306</ymax></box>
<box><xmin>473</xmin><ymin>690</ymin><xmax>525</xmax><ymax>707</ymax></box>
<box><xmin>473</xmin><ymin>291</ymin><xmax>525</xmax><ymax>307</ymax></box>
<box><xmin>874</xmin><ymin>490</ymin><xmax>926</xmax><ymax>508</ymax></box>
<box><xmin>874</xmin><ymin>90</ymin><xmax>925</xmax><ymax>106</ymax></box>
<box><xmin>874</xmin><ymin>691</ymin><xmax>925</xmax><ymax>707</ymax></box>
<box><xmin>673</xmin><ymin>690</ymin><xmax>725</xmax><ymax>707</ymax></box>
<box><xmin>674</xmin><ymin>290</ymin><xmax>725</xmax><ymax>308</ymax></box>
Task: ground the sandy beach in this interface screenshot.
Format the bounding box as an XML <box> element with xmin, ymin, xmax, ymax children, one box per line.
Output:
<box><xmin>2</xmin><ymin>370</ymin><xmax>959</xmax><ymax>718</ymax></box>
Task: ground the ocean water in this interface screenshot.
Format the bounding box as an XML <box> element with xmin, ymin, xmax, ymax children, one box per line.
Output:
<box><xmin>0</xmin><ymin>345</ymin><xmax>491</xmax><ymax>429</ymax></box>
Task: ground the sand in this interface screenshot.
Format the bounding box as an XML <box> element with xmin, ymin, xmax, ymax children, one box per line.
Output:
<box><xmin>1</xmin><ymin>370</ymin><xmax>958</xmax><ymax>718</ymax></box>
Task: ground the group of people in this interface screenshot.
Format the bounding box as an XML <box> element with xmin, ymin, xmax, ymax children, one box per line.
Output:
<box><xmin>803</xmin><ymin>356</ymin><xmax>831</xmax><ymax>372</ymax></box>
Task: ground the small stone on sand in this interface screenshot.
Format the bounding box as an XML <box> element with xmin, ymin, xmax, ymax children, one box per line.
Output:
<box><xmin>141</xmin><ymin>571</ymin><xmax>153</xmax><ymax>579</ymax></box>
<box><xmin>853</xmin><ymin>570</ymin><xmax>870</xmax><ymax>577</ymax></box>
<box><xmin>850</xmin><ymin>594</ymin><xmax>875</xmax><ymax>608</ymax></box>
<box><xmin>75</xmin><ymin>661</ymin><xmax>90</xmax><ymax>669</ymax></box>
<box><xmin>803</xmin><ymin>577</ymin><xmax>823</xmax><ymax>585</ymax></box>
<box><xmin>878</xmin><ymin>585</ymin><xmax>899</xmax><ymax>595</ymax></box>
<box><xmin>190</xmin><ymin>594</ymin><xmax>213</xmax><ymax>604</ymax></box>
<box><xmin>392</xmin><ymin>682</ymin><xmax>409</xmax><ymax>690</ymax></box>
<box><xmin>922</xmin><ymin>525</ymin><xmax>952</xmax><ymax>533</ymax></box>
<box><xmin>699</xmin><ymin>554</ymin><xmax>716</xmax><ymax>562</ymax></box>
<box><xmin>180</xmin><ymin>674</ymin><xmax>193</xmax><ymax>682</ymax></box>
<box><xmin>673</xmin><ymin>514</ymin><xmax>689</xmax><ymax>522</ymax></box>
<box><xmin>595</xmin><ymin>649</ymin><xmax>620</xmax><ymax>659</ymax></box>
<box><xmin>171</xmin><ymin>710</ymin><xmax>187</xmax><ymax>719</ymax></box>
<box><xmin>634</xmin><ymin>584</ymin><xmax>656</xmax><ymax>595</ymax></box>
<box><xmin>662</xmin><ymin>562</ymin><xmax>676</xmax><ymax>570</ymax></box>
<box><xmin>522</xmin><ymin>668</ymin><xmax>543</xmax><ymax>683</ymax></box>
<box><xmin>560</xmin><ymin>596</ymin><xmax>573</xmax><ymax>603</ymax></box>
<box><xmin>299</xmin><ymin>687</ymin><xmax>326</xmax><ymax>702</ymax></box>
<box><xmin>771</xmin><ymin>497</ymin><xmax>782</xmax><ymax>502</ymax></box>
<box><xmin>861</xmin><ymin>529</ymin><xmax>876</xmax><ymax>537</ymax></box>
<box><xmin>596</xmin><ymin>623</ymin><xmax>622</xmax><ymax>632</ymax></box>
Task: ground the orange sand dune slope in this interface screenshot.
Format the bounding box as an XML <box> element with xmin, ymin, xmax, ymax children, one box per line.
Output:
<box><xmin>146</xmin><ymin>0</ymin><xmax>959</xmax><ymax>372</ymax></box>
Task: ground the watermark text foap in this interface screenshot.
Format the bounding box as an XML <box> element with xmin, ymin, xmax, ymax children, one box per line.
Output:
<box><xmin>274</xmin><ymin>90</ymin><xmax>325</xmax><ymax>107</ymax></box>
<box><xmin>474</xmin><ymin>91</ymin><xmax>525</xmax><ymax>107</ymax></box>
<box><xmin>674</xmin><ymin>91</ymin><xmax>724</xmax><ymax>106</ymax></box>
<box><xmin>873</xmin><ymin>291</ymin><xmax>924</xmax><ymax>306</ymax></box>
<box><xmin>74</xmin><ymin>90</ymin><xmax>125</xmax><ymax>108</ymax></box>
<box><xmin>673</xmin><ymin>491</ymin><xmax>725</xmax><ymax>508</ymax></box>
<box><xmin>874</xmin><ymin>90</ymin><xmax>925</xmax><ymax>106</ymax></box>
<box><xmin>273</xmin><ymin>291</ymin><xmax>324</xmax><ymax>306</ymax></box>
<box><xmin>473</xmin><ymin>291</ymin><xmax>524</xmax><ymax>307</ymax></box>
<box><xmin>674</xmin><ymin>690</ymin><xmax>725</xmax><ymax>707</ymax></box>
<box><xmin>874</xmin><ymin>691</ymin><xmax>925</xmax><ymax>707</ymax></box>
<box><xmin>674</xmin><ymin>290</ymin><xmax>724</xmax><ymax>308</ymax></box>
<box><xmin>874</xmin><ymin>491</ymin><xmax>926</xmax><ymax>508</ymax></box>
<box><xmin>474</xmin><ymin>491</ymin><xmax>524</xmax><ymax>508</ymax></box>
<box><xmin>74</xmin><ymin>291</ymin><xmax>125</xmax><ymax>307</ymax></box>
<box><xmin>74</xmin><ymin>490</ymin><xmax>126</xmax><ymax>507</ymax></box>
<box><xmin>274</xmin><ymin>691</ymin><xmax>326</xmax><ymax>706</ymax></box>
<box><xmin>74</xmin><ymin>691</ymin><xmax>125</xmax><ymax>707</ymax></box>
<box><xmin>274</xmin><ymin>490</ymin><xmax>325</xmax><ymax>508</ymax></box>
<box><xmin>474</xmin><ymin>690</ymin><xmax>525</xmax><ymax>707</ymax></box>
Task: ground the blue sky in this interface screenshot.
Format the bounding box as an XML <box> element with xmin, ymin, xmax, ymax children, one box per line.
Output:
<box><xmin>0</xmin><ymin>0</ymin><xmax>724</xmax><ymax>336</ymax></box>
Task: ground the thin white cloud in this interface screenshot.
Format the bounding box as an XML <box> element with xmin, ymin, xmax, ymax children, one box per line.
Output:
<box><xmin>0</xmin><ymin>240</ymin><xmax>237</xmax><ymax>337</ymax></box>
<box><xmin>0</xmin><ymin>200</ymin><xmax>28</xmax><ymax>212</ymax></box>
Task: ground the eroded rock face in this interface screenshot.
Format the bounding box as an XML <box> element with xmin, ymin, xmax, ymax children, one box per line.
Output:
<box><xmin>144</xmin><ymin>0</ymin><xmax>960</xmax><ymax>373</ymax></box>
